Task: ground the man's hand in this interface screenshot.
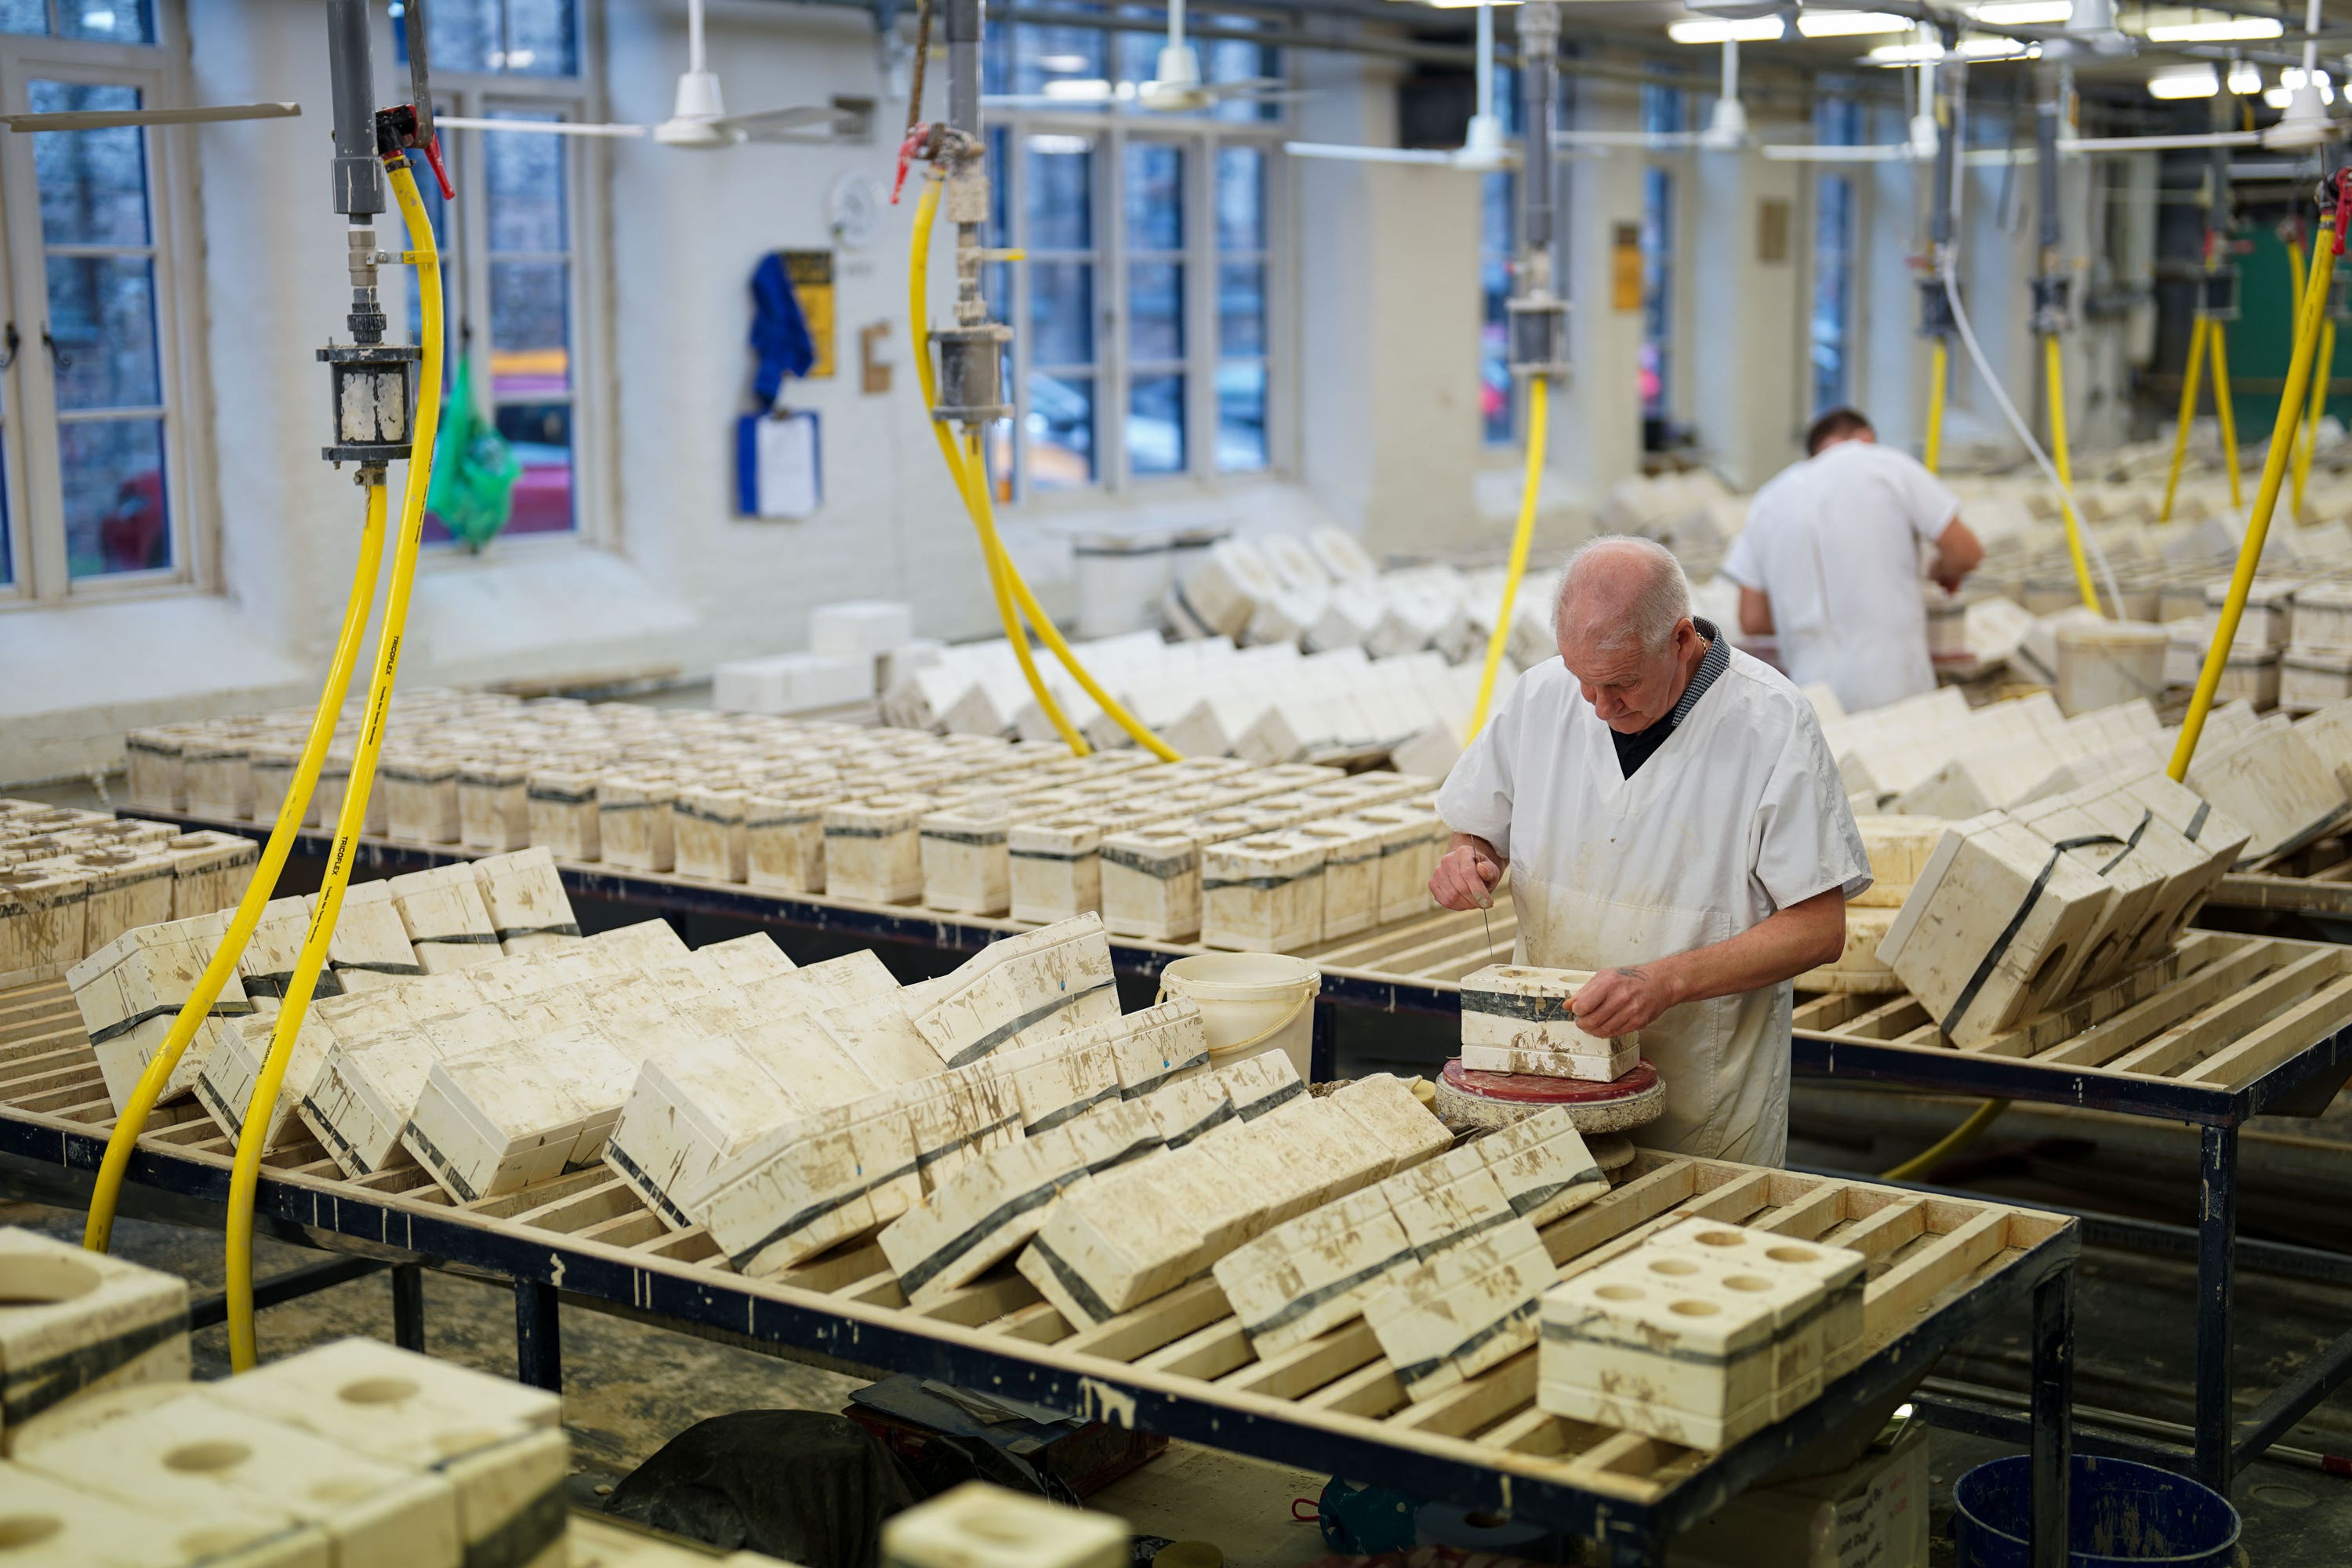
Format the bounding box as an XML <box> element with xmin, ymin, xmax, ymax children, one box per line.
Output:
<box><xmin>1572</xmin><ymin>964</ymin><xmax>1684</xmax><ymax>1038</ymax></box>
<box><xmin>1430</xmin><ymin>837</ymin><xmax>1504</xmax><ymax>911</ymax></box>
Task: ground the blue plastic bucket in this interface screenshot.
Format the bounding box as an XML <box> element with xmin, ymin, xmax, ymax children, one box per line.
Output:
<box><xmin>1951</xmin><ymin>1455</ymin><xmax>2241</xmax><ymax>1568</ymax></box>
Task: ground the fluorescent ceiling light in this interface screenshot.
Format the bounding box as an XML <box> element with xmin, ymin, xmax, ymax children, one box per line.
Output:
<box><xmin>1969</xmin><ymin>1</ymin><xmax>2070</xmax><ymax>23</ymax></box>
<box><xmin>1036</xmin><ymin>53</ymin><xmax>1091</xmax><ymax>71</ymax></box>
<box><xmin>2228</xmin><ymin>59</ymin><xmax>2263</xmax><ymax>93</ymax></box>
<box><xmin>2146</xmin><ymin>17</ymin><xmax>2283</xmax><ymax>41</ymax></box>
<box><xmin>1955</xmin><ymin>34</ymin><xmax>2033</xmax><ymax>56</ymax></box>
<box><xmin>2283</xmin><ymin>65</ymin><xmax>2336</xmax><ymax>100</ymax></box>
<box><xmin>1668</xmin><ymin>16</ymin><xmax>1787</xmax><ymax>42</ymax></box>
<box><xmin>1041</xmin><ymin>78</ymin><xmax>1112</xmax><ymax>100</ymax></box>
<box><xmin>1797</xmin><ymin>10</ymin><xmax>1910</xmax><ymax>36</ymax></box>
<box><xmin>1868</xmin><ymin>40</ymin><xmax>1944</xmax><ymax>61</ymax></box>
<box><xmin>2148</xmin><ymin>66</ymin><xmax>2221</xmax><ymax>98</ymax></box>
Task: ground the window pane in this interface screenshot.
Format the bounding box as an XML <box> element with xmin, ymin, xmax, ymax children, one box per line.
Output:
<box><xmin>1026</xmin><ymin>371</ymin><xmax>1094</xmax><ymax>489</ymax></box>
<box><xmin>1028</xmin><ymin>260</ymin><xmax>1094</xmax><ymax>365</ymax></box>
<box><xmin>495</xmin><ymin>401</ymin><xmax>574</xmax><ymax>534</ymax></box>
<box><xmin>59</xmin><ymin>0</ymin><xmax>154</xmax><ymax>43</ymax></box>
<box><xmin>985</xmin><ymin>127</ymin><xmax>1010</xmax><ymax>248</ymax></box>
<box><xmin>1125</xmin><ymin>143</ymin><xmax>1183</xmax><ymax>251</ymax></box>
<box><xmin>0</xmin><ymin>0</ymin><xmax>42</xmax><ymax>34</ymax></box>
<box><xmin>1481</xmin><ymin>172</ymin><xmax>1513</xmax><ymax>445</ymax></box>
<box><xmin>31</xmin><ymin>84</ymin><xmax>150</xmax><ymax>246</ymax></box>
<box><xmin>502</xmin><ymin>0</ymin><xmax>577</xmax><ymax>75</ymax></box>
<box><xmin>1026</xmin><ymin>136</ymin><xmax>1093</xmax><ymax>252</ymax></box>
<box><xmin>407</xmin><ymin>0</ymin><xmax>497</xmax><ymax>73</ymax></box>
<box><xmin>1209</xmin><ymin>38</ymin><xmax>1280</xmax><ymax>123</ymax></box>
<box><xmin>1641</xmin><ymin>167</ymin><xmax>1672</xmax><ymax>419</ymax></box>
<box><xmin>1216</xmin><ymin>147</ymin><xmax>1263</xmax><ymax>252</ymax></box>
<box><xmin>1112</xmin><ymin>6</ymin><xmax>1158</xmax><ymax>89</ymax></box>
<box><xmin>1013</xmin><ymin>24</ymin><xmax>1104</xmax><ymax>97</ymax></box>
<box><xmin>61</xmin><ymin>417</ymin><xmax>166</xmax><ymax>578</ymax></box>
<box><xmin>46</xmin><ymin>256</ymin><xmax>162</xmax><ymax>410</ymax></box>
<box><xmin>1217</xmin><ymin>361</ymin><xmax>1267</xmax><ymax>473</ymax></box>
<box><xmin>485</xmin><ymin>116</ymin><xmax>567</xmax><ymax>252</ymax></box>
<box><xmin>1129</xmin><ymin>262</ymin><xmax>1183</xmax><ymax>361</ymax></box>
<box><xmin>489</xmin><ymin>260</ymin><xmax>569</xmax><ymax>393</ymax></box>
<box><xmin>1217</xmin><ymin>261</ymin><xmax>1263</xmax><ymax>357</ymax></box>
<box><xmin>1128</xmin><ymin>374</ymin><xmax>1185</xmax><ymax>475</ymax></box>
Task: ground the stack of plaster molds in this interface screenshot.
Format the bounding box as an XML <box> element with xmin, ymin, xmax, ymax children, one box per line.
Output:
<box><xmin>1214</xmin><ymin>1106</ymin><xmax>1605</xmax><ymax>1363</ymax></box>
<box><xmin>0</xmin><ymin>805</ymin><xmax>255</xmax><ymax>990</ymax></box>
<box><xmin>12</xmin><ymin>1336</ymin><xmax>568</xmax><ymax>1568</ymax></box>
<box><xmin>1014</xmin><ymin>1069</ymin><xmax>1451</xmax><ymax>1328</ymax></box>
<box><xmin>1457</xmin><ymin>965</ymin><xmax>1636</xmax><ymax>1080</ymax></box>
<box><xmin>69</xmin><ymin>912</ymin><xmax>252</xmax><ymax>1111</ymax></box>
<box><xmin>883</xmin><ymin>1481</ymin><xmax>1127</xmax><ymax>1568</ymax></box>
<box><xmin>0</xmin><ymin>1226</ymin><xmax>190</xmax><ymax>1441</ymax></box>
<box><xmin>1200</xmin><ymin>833</ymin><xmax>1328</xmax><ymax>953</ymax></box>
<box><xmin>1539</xmin><ymin>1218</ymin><xmax>1865</xmax><ymax>1447</ymax></box>
<box><xmin>1877</xmin><ymin>812</ymin><xmax>2120</xmax><ymax>1047</ymax></box>
<box><xmin>1797</xmin><ymin>816</ymin><xmax>1946</xmax><ymax>993</ymax></box>
<box><xmin>2182</xmin><ymin>714</ymin><xmax>2351</xmax><ymax>862</ymax></box>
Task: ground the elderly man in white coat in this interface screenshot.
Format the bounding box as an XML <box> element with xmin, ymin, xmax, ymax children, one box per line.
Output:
<box><xmin>1429</xmin><ymin>536</ymin><xmax>1870</xmax><ymax>1166</ymax></box>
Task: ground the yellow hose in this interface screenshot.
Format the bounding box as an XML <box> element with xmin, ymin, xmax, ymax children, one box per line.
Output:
<box><xmin>907</xmin><ymin>175</ymin><xmax>1087</xmax><ymax>756</ymax></box>
<box><xmin>2302</xmin><ymin>314</ymin><xmax>2337</xmax><ymax>519</ymax></box>
<box><xmin>2171</xmin><ymin>220</ymin><xmax>2337</xmax><ymax>783</ymax></box>
<box><xmin>223</xmin><ymin>160</ymin><xmax>444</xmax><ymax>1371</ymax></box>
<box><xmin>2288</xmin><ymin>239</ymin><xmax>2310</xmax><ymax>503</ymax></box>
<box><xmin>2210</xmin><ymin>324</ymin><xmax>2244</xmax><ymax>508</ymax></box>
<box><xmin>2042</xmin><ymin>335</ymin><xmax>2101</xmax><ymax>615</ymax></box>
<box><xmin>82</xmin><ymin>485</ymin><xmax>387</xmax><ymax>1255</ymax></box>
<box><xmin>2158</xmin><ymin>314</ymin><xmax>2209</xmax><ymax>525</ymax></box>
<box><xmin>1468</xmin><ymin>376</ymin><xmax>1548</xmax><ymax>737</ymax></box>
<box><xmin>1881</xmin><ymin>1098</ymin><xmax>2009</xmax><ymax>1182</ymax></box>
<box><xmin>909</xmin><ymin>172</ymin><xmax>1179</xmax><ymax>761</ymax></box>
<box><xmin>1923</xmin><ymin>337</ymin><xmax>1948</xmax><ymax>476</ymax></box>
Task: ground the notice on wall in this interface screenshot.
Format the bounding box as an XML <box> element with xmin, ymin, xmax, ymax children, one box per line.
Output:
<box><xmin>785</xmin><ymin>250</ymin><xmax>837</xmax><ymax>378</ymax></box>
<box><xmin>1758</xmin><ymin>199</ymin><xmax>1791</xmax><ymax>264</ymax></box>
<box><xmin>1612</xmin><ymin>223</ymin><xmax>1642</xmax><ymax>312</ymax></box>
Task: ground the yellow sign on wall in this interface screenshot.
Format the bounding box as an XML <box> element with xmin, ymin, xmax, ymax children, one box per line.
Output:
<box><xmin>1611</xmin><ymin>222</ymin><xmax>1643</xmax><ymax>313</ymax></box>
<box><xmin>783</xmin><ymin>249</ymin><xmax>836</xmax><ymax>379</ymax></box>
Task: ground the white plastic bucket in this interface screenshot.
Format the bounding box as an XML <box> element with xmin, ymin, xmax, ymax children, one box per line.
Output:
<box><xmin>1157</xmin><ymin>951</ymin><xmax>1322</xmax><ymax>1082</ymax></box>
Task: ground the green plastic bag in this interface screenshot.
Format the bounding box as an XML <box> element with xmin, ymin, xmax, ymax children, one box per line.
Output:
<box><xmin>426</xmin><ymin>350</ymin><xmax>522</xmax><ymax>552</ymax></box>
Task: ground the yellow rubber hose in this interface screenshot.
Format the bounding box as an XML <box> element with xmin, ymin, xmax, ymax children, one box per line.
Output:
<box><xmin>909</xmin><ymin>172</ymin><xmax>1181</xmax><ymax>761</ymax></box>
<box><xmin>1881</xmin><ymin>1097</ymin><xmax>2010</xmax><ymax>1182</ymax></box>
<box><xmin>2172</xmin><ymin>220</ymin><xmax>2338</xmax><ymax>783</ymax></box>
<box><xmin>2043</xmin><ymin>335</ymin><xmax>2101</xmax><ymax>615</ymax></box>
<box><xmin>907</xmin><ymin>174</ymin><xmax>1088</xmax><ymax>756</ymax></box>
<box><xmin>1468</xmin><ymin>375</ymin><xmax>1548</xmax><ymax>737</ymax></box>
<box><xmin>2305</xmin><ymin>315</ymin><xmax>2339</xmax><ymax>517</ymax></box>
<box><xmin>2158</xmin><ymin>314</ymin><xmax>2209</xmax><ymax>525</ymax></box>
<box><xmin>2210</xmin><ymin>324</ymin><xmax>2244</xmax><ymax>508</ymax></box>
<box><xmin>1923</xmin><ymin>337</ymin><xmax>1948</xmax><ymax>477</ymax></box>
<box><xmin>2289</xmin><ymin>239</ymin><xmax>2311</xmax><ymax>509</ymax></box>
<box><xmin>222</xmin><ymin>159</ymin><xmax>444</xmax><ymax>1372</ymax></box>
<box><xmin>82</xmin><ymin>484</ymin><xmax>387</xmax><ymax>1255</ymax></box>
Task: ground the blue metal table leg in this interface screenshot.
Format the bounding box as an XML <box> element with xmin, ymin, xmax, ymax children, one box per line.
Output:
<box><xmin>515</xmin><ymin>1279</ymin><xmax>561</xmax><ymax>1392</ymax></box>
<box><xmin>2031</xmin><ymin>1268</ymin><xmax>2074</xmax><ymax>1568</ymax></box>
<box><xmin>392</xmin><ymin>1261</ymin><xmax>425</xmax><ymax>1353</ymax></box>
<box><xmin>2195</xmin><ymin>1123</ymin><xmax>2238</xmax><ymax>1494</ymax></box>
<box><xmin>1311</xmin><ymin>1000</ymin><xmax>1338</xmax><ymax>1082</ymax></box>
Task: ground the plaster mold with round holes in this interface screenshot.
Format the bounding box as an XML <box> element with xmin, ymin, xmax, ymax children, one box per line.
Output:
<box><xmin>0</xmin><ymin>1227</ymin><xmax>190</xmax><ymax>1442</ymax></box>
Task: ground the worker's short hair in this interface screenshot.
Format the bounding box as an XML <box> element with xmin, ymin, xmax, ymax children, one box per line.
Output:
<box><xmin>1806</xmin><ymin>408</ymin><xmax>1873</xmax><ymax>456</ymax></box>
<box><xmin>1556</xmin><ymin>535</ymin><xmax>1692</xmax><ymax>658</ymax></box>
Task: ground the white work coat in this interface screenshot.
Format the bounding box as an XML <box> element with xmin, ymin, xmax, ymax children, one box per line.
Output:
<box><xmin>1724</xmin><ymin>441</ymin><xmax>1963</xmax><ymax>713</ymax></box>
<box><xmin>1435</xmin><ymin>648</ymin><xmax>1870</xmax><ymax>1166</ymax></box>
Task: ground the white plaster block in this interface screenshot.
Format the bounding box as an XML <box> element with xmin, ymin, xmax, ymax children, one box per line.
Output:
<box><xmin>403</xmin><ymin>1025</ymin><xmax>636</xmax><ymax>1202</ymax></box>
<box><xmin>908</xmin><ymin>916</ymin><xmax>1120</xmax><ymax>1069</ymax></box>
<box><xmin>387</xmin><ymin>866</ymin><xmax>501</xmax><ymax>975</ymax></box>
<box><xmin>1214</xmin><ymin>1049</ymin><xmax>1307</xmax><ymax>1123</ymax></box>
<box><xmin>163</xmin><ymin>830</ymin><xmax>258</xmax><ymax>921</ymax></box>
<box><xmin>1851</xmin><ymin>815</ymin><xmax>1948</xmax><ymax>910</ymax></box>
<box><xmin>1326</xmin><ymin>1073</ymin><xmax>1454</xmax><ymax>1178</ymax></box>
<box><xmin>1457</xmin><ymin>964</ymin><xmax>1634</xmax><ymax>1081</ymax></box>
<box><xmin>0</xmin><ymin>1228</ymin><xmax>188</xmax><ymax>1439</ymax></box>
<box><xmin>322</xmin><ymin>880</ymin><xmax>425</xmax><ymax>993</ymax></box>
<box><xmin>597</xmin><ymin>775</ymin><xmax>677</xmax><ymax>873</ymax></box>
<box><xmin>182</xmin><ymin>740</ymin><xmax>255</xmax><ymax>821</ymax></box>
<box><xmin>823</xmin><ymin>796</ymin><xmax>931</xmax><ymax>905</ymax></box>
<box><xmin>1470</xmin><ymin>1107</ymin><xmax>1609</xmax><ymax>1229</ymax></box>
<box><xmin>881</xmin><ymin>1481</ymin><xmax>1127</xmax><ymax>1568</ymax></box>
<box><xmin>673</xmin><ymin>786</ymin><xmax>749</xmax><ymax>884</ymax></box>
<box><xmin>1200</xmin><ymin>833</ymin><xmax>1325</xmax><ymax>954</ymax></box>
<box><xmin>72</xmin><ymin>851</ymin><xmax>178</xmax><ymax>955</ymax></box>
<box><xmin>1099</xmin><ymin>827</ymin><xmax>1202</xmax><ymax>942</ymax></box>
<box><xmin>1289</xmin><ymin>818</ymin><xmax>1385</xmax><ymax>940</ymax></box>
<box><xmin>1363</xmin><ymin>1217</ymin><xmax>1554</xmax><ymax>1402</ymax></box>
<box><xmin>604</xmin><ymin>1035</ymin><xmax>808</xmax><ymax>1229</ymax></box>
<box><xmin>299</xmin><ymin>1025</ymin><xmax>444</xmax><ymax>1179</ymax></box>
<box><xmin>2184</xmin><ymin>719</ymin><xmax>2351</xmax><ymax>862</ymax></box>
<box><xmin>0</xmin><ymin>866</ymin><xmax>88</xmax><ymax>984</ymax></box>
<box><xmin>524</xmin><ymin>768</ymin><xmax>601</xmax><ymax>862</ymax></box>
<box><xmin>456</xmin><ymin>760</ymin><xmax>532</xmax><ymax>852</ymax></box>
<box><xmin>471</xmin><ymin>848</ymin><xmax>580</xmax><ymax>953</ymax></box>
<box><xmin>0</xmin><ymin>1450</ymin><xmax>332</xmax><ymax>1566</ymax></box>
<box><xmin>71</xmin><ymin>912</ymin><xmax>252</xmax><ymax>1113</ymax></box>
<box><xmin>1007</xmin><ymin>818</ymin><xmax>1105</xmax><ymax>926</ymax></box>
<box><xmin>743</xmin><ymin>793</ymin><xmax>833</xmax><ymax>894</ymax></box>
<box><xmin>382</xmin><ymin>752</ymin><xmax>462</xmax><ymax>844</ymax></box>
<box><xmin>689</xmin><ymin>1095</ymin><xmax>924</xmax><ymax>1274</ymax></box>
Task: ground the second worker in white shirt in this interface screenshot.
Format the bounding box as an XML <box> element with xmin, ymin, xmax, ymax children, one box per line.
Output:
<box><xmin>1725</xmin><ymin>407</ymin><xmax>1985</xmax><ymax>713</ymax></box>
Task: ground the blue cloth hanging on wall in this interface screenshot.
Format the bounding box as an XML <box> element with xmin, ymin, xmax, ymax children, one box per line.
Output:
<box><xmin>750</xmin><ymin>252</ymin><xmax>816</xmax><ymax>407</ymax></box>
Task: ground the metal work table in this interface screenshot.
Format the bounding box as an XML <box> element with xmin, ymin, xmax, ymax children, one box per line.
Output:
<box><xmin>0</xmin><ymin>975</ymin><xmax>2076</xmax><ymax>1568</ymax></box>
<box><xmin>1792</xmin><ymin>928</ymin><xmax>2352</xmax><ymax>1494</ymax></box>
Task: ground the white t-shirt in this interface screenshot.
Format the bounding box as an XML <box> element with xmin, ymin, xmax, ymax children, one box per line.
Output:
<box><xmin>1434</xmin><ymin>649</ymin><xmax>1870</xmax><ymax>1166</ymax></box>
<box><xmin>1723</xmin><ymin>440</ymin><xmax>1962</xmax><ymax>713</ymax></box>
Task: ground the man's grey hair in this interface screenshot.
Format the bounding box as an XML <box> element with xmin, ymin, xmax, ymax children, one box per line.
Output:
<box><xmin>1554</xmin><ymin>535</ymin><xmax>1692</xmax><ymax>656</ymax></box>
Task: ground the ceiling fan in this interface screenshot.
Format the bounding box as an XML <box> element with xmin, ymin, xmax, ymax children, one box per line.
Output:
<box><xmin>1555</xmin><ymin>35</ymin><xmax>1778</xmax><ymax>154</ymax></box>
<box><xmin>983</xmin><ymin>0</ymin><xmax>1299</xmax><ymax>112</ymax></box>
<box><xmin>436</xmin><ymin>0</ymin><xmax>863</xmax><ymax>146</ymax></box>
<box><xmin>1285</xmin><ymin>0</ymin><xmax>1513</xmax><ymax>171</ymax></box>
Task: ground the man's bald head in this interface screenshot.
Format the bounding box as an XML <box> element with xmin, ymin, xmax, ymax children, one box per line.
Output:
<box><xmin>1553</xmin><ymin>536</ymin><xmax>1703</xmax><ymax>734</ymax></box>
<box><xmin>1555</xmin><ymin>536</ymin><xmax>1691</xmax><ymax>658</ymax></box>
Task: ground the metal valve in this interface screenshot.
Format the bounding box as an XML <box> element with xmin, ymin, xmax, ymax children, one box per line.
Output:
<box><xmin>1916</xmin><ymin>277</ymin><xmax>1957</xmax><ymax>340</ymax></box>
<box><xmin>319</xmin><ymin>343</ymin><xmax>420</xmax><ymax>466</ymax></box>
<box><xmin>2202</xmin><ymin>265</ymin><xmax>2240</xmax><ymax>323</ymax></box>
<box><xmin>1507</xmin><ymin>292</ymin><xmax>1570</xmax><ymax>380</ymax></box>
<box><xmin>2030</xmin><ymin>275</ymin><xmax>2072</xmax><ymax>339</ymax></box>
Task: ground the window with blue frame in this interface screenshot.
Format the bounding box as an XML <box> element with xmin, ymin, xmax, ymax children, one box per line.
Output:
<box><xmin>1809</xmin><ymin>94</ymin><xmax>1862</xmax><ymax>415</ymax></box>
<box><xmin>975</xmin><ymin>13</ymin><xmax>1283</xmax><ymax>495</ymax></box>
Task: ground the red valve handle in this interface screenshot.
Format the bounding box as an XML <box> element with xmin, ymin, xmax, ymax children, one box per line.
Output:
<box><xmin>891</xmin><ymin>122</ymin><xmax>931</xmax><ymax>204</ymax></box>
<box><xmin>421</xmin><ymin>133</ymin><xmax>456</xmax><ymax>201</ymax></box>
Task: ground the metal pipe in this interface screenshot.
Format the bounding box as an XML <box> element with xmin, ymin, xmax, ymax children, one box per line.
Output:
<box><xmin>2035</xmin><ymin>74</ymin><xmax>2063</xmax><ymax>260</ymax></box>
<box><xmin>325</xmin><ymin>0</ymin><xmax>383</xmax><ymax>216</ymax></box>
<box><xmin>406</xmin><ymin>0</ymin><xmax>434</xmax><ymax>144</ymax></box>
<box><xmin>1475</xmin><ymin>0</ymin><xmax>1493</xmax><ymax>124</ymax></box>
<box><xmin>1520</xmin><ymin>2</ymin><xmax>1557</xmax><ymax>256</ymax></box>
<box><xmin>949</xmin><ymin>0</ymin><xmax>985</xmax><ymax>136</ymax></box>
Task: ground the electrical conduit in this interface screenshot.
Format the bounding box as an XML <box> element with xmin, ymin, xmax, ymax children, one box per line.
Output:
<box><xmin>2171</xmin><ymin>205</ymin><xmax>2339</xmax><ymax>783</ymax></box>
<box><xmin>82</xmin><ymin>485</ymin><xmax>388</xmax><ymax>1255</ymax></box>
<box><xmin>222</xmin><ymin>158</ymin><xmax>444</xmax><ymax>1371</ymax></box>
